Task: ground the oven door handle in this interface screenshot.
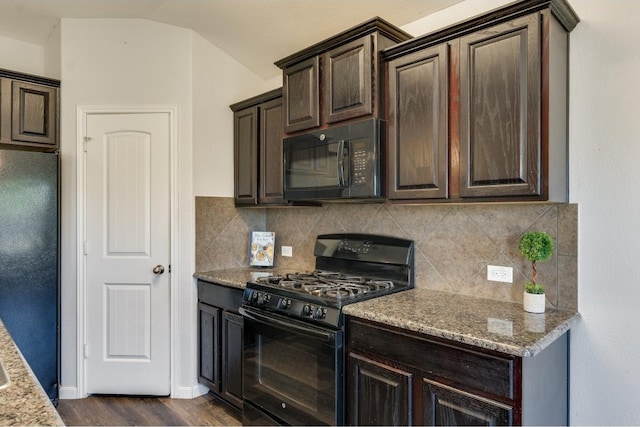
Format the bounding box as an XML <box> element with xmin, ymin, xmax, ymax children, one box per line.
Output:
<box><xmin>239</xmin><ymin>306</ymin><xmax>336</xmax><ymax>342</ymax></box>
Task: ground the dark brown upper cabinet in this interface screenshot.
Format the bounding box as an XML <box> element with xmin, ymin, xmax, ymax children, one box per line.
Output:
<box><xmin>282</xmin><ymin>57</ymin><xmax>319</xmax><ymax>133</ymax></box>
<box><xmin>383</xmin><ymin>0</ymin><xmax>579</xmax><ymax>202</ymax></box>
<box><xmin>459</xmin><ymin>13</ymin><xmax>541</xmax><ymax>198</ymax></box>
<box><xmin>0</xmin><ymin>69</ymin><xmax>60</xmax><ymax>151</ymax></box>
<box><xmin>323</xmin><ymin>35</ymin><xmax>373</xmax><ymax>124</ymax></box>
<box><xmin>386</xmin><ymin>44</ymin><xmax>449</xmax><ymax>200</ymax></box>
<box><xmin>276</xmin><ymin>17</ymin><xmax>412</xmax><ymax>135</ymax></box>
<box><xmin>230</xmin><ymin>88</ymin><xmax>285</xmax><ymax>206</ymax></box>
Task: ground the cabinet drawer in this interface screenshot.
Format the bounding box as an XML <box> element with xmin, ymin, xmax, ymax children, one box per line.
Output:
<box><xmin>197</xmin><ymin>280</ymin><xmax>243</xmax><ymax>311</ymax></box>
<box><xmin>348</xmin><ymin>318</ymin><xmax>515</xmax><ymax>399</ymax></box>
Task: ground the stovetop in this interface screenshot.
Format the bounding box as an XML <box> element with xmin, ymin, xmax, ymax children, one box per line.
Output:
<box><xmin>254</xmin><ymin>270</ymin><xmax>397</xmax><ymax>301</ymax></box>
<box><xmin>242</xmin><ymin>234</ymin><xmax>415</xmax><ymax>328</ymax></box>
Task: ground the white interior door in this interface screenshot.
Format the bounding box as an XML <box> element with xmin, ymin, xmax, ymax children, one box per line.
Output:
<box><xmin>84</xmin><ymin>112</ymin><xmax>171</xmax><ymax>395</ymax></box>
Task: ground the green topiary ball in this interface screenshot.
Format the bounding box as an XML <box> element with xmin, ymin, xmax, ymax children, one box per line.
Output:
<box><xmin>519</xmin><ymin>231</ymin><xmax>554</xmax><ymax>263</ymax></box>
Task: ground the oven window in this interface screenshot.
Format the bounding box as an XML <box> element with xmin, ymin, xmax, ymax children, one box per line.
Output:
<box><xmin>244</xmin><ymin>313</ymin><xmax>340</xmax><ymax>426</ymax></box>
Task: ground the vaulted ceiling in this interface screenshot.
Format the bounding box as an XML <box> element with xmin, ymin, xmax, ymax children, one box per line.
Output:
<box><xmin>0</xmin><ymin>0</ymin><xmax>461</xmax><ymax>79</ymax></box>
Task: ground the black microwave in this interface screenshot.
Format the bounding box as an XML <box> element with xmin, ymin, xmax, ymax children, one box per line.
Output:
<box><xmin>283</xmin><ymin>119</ymin><xmax>384</xmax><ymax>201</ymax></box>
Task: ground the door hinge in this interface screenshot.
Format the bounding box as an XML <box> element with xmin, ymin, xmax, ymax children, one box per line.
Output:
<box><xmin>83</xmin><ymin>343</ymin><xmax>89</xmax><ymax>358</ymax></box>
<box><xmin>83</xmin><ymin>136</ymin><xmax>91</xmax><ymax>152</ymax></box>
<box><xmin>83</xmin><ymin>240</ymin><xmax>88</xmax><ymax>255</ymax></box>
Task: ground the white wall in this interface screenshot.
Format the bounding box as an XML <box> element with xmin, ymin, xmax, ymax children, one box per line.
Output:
<box><xmin>0</xmin><ymin>35</ymin><xmax>45</xmax><ymax>76</ymax></box>
<box><xmin>43</xmin><ymin>24</ymin><xmax>61</xmax><ymax>80</ymax></box>
<box><xmin>568</xmin><ymin>0</ymin><xmax>640</xmax><ymax>424</ymax></box>
<box><xmin>56</xmin><ymin>16</ymin><xmax>274</xmax><ymax>399</ymax></box>
<box><xmin>58</xmin><ymin>18</ymin><xmax>196</xmax><ymax>398</ymax></box>
<box><xmin>407</xmin><ymin>0</ymin><xmax>640</xmax><ymax>423</ymax></box>
<box><xmin>191</xmin><ymin>32</ymin><xmax>275</xmax><ymax>197</ymax></box>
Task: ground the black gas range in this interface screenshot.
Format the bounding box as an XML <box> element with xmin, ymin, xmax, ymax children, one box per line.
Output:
<box><xmin>240</xmin><ymin>233</ymin><xmax>414</xmax><ymax>426</ymax></box>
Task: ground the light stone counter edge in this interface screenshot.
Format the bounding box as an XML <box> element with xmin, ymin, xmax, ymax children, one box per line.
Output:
<box><xmin>0</xmin><ymin>319</ymin><xmax>63</xmax><ymax>426</ymax></box>
<box><xmin>343</xmin><ymin>288</ymin><xmax>580</xmax><ymax>358</ymax></box>
<box><xmin>194</xmin><ymin>270</ymin><xmax>580</xmax><ymax>358</ymax></box>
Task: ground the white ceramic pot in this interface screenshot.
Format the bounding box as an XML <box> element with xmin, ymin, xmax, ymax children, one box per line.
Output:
<box><xmin>523</xmin><ymin>292</ymin><xmax>546</xmax><ymax>313</ymax></box>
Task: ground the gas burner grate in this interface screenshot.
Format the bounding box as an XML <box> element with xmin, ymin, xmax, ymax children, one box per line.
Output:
<box><xmin>255</xmin><ymin>271</ymin><xmax>395</xmax><ymax>301</ymax></box>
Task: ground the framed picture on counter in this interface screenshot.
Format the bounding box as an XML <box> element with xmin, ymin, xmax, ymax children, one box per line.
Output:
<box><xmin>248</xmin><ymin>231</ymin><xmax>275</xmax><ymax>267</ymax></box>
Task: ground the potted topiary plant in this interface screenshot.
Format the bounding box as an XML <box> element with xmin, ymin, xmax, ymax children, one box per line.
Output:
<box><xmin>519</xmin><ymin>231</ymin><xmax>554</xmax><ymax>313</ymax></box>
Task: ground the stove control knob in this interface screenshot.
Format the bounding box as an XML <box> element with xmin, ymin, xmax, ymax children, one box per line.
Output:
<box><xmin>302</xmin><ymin>304</ymin><xmax>312</xmax><ymax>316</ymax></box>
<box><xmin>249</xmin><ymin>290</ymin><xmax>258</xmax><ymax>303</ymax></box>
<box><xmin>278</xmin><ymin>298</ymin><xmax>289</xmax><ymax>309</ymax></box>
<box><xmin>313</xmin><ymin>307</ymin><xmax>326</xmax><ymax>320</ymax></box>
<box><xmin>257</xmin><ymin>293</ymin><xmax>269</xmax><ymax>305</ymax></box>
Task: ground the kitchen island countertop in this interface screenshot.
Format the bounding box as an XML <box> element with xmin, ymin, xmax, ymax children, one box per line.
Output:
<box><xmin>195</xmin><ymin>268</ymin><xmax>580</xmax><ymax>358</ymax></box>
<box><xmin>0</xmin><ymin>319</ymin><xmax>64</xmax><ymax>426</ymax></box>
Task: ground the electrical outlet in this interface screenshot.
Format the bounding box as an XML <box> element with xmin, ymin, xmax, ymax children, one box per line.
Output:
<box><xmin>281</xmin><ymin>246</ymin><xmax>293</xmax><ymax>257</ymax></box>
<box><xmin>487</xmin><ymin>265</ymin><xmax>513</xmax><ymax>283</ymax></box>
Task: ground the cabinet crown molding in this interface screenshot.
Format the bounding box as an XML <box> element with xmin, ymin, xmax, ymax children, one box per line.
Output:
<box><xmin>274</xmin><ymin>16</ymin><xmax>412</xmax><ymax>69</ymax></box>
<box><xmin>381</xmin><ymin>0</ymin><xmax>579</xmax><ymax>61</ymax></box>
<box><xmin>0</xmin><ymin>68</ymin><xmax>60</xmax><ymax>87</ymax></box>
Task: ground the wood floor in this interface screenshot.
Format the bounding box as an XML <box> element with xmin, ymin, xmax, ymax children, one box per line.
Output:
<box><xmin>56</xmin><ymin>393</ymin><xmax>242</xmax><ymax>426</ymax></box>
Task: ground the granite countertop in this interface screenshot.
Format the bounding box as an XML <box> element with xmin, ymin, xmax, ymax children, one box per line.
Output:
<box><xmin>194</xmin><ymin>267</ymin><xmax>299</xmax><ymax>289</ymax></box>
<box><xmin>343</xmin><ymin>288</ymin><xmax>580</xmax><ymax>357</ymax></box>
<box><xmin>194</xmin><ymin>269</ymin><xmax>580</xmax><ymax>358</ymax></box>
<box><xmin>0</xmin><ymin>319</ymin><xmax>64</xmax><ymax>426</ymax></box>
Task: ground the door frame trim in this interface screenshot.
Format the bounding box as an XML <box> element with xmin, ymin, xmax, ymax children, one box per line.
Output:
<box><xmin>76</xmin><ymin>105</ymin><xmax>179</xmax><ymax>397</ymax></box>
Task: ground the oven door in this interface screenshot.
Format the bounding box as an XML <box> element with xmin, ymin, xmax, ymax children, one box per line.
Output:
<box><xmin>240</xmin><ymin>306</ymin><xmax>343</xmax><ymax>426</ymax></box>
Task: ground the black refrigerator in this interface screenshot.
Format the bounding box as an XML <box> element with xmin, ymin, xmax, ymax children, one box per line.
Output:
<box><xmin>0</xmin><ymin>148</ymin><xmax>59</xmax><ymax>403</ymax></box>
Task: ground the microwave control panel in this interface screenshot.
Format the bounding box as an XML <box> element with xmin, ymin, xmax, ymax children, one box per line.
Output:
<box><xmin>353</xmin><ymin>148</ymin><xmax>367</xmax><ymax>185</ymax></box>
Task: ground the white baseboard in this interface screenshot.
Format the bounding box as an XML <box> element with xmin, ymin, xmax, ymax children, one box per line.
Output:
<box><xmin>59</xmin><ymin>386</ymin><xmax>81</xmax><ymax>400</ymax></box>
<box><xmin>172</xmin><ymin>383</ymin><xmax>209</xmax><ymax>399</ymax></box>
<box><xmin>59</xmin><ymin>384</ymin><xmax>209</xmax><ymax>400</ymax></box>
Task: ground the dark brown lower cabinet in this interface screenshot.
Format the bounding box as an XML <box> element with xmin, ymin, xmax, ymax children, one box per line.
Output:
<box><xmin>198</xmin><ymin>280</ymin><xmax>244</xmax><ymax>410</ymax></box>
<box><xmin>347</xmin><ymin>317</ymin><xmax>568</xmax><ymax>426</ymax></box>
<box><xmin>221</xmin><ymin>311</ymin><xmax>244</xmax><ymax>408</ymax></box>
<box><xmin>349</xmin><ymin>353</ymin><xmax>412</xmax><ymax>426</ymax></box>
<box><xmin>423</xmin><ymin>379</ymin><xmax>513</xmax><ymax>426</ymax></box>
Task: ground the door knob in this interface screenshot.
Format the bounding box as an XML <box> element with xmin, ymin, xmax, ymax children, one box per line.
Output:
<box><xmin>153</xmin><ymin>265</ymin><xmax>165</xmax><ymax>275</ymax></box>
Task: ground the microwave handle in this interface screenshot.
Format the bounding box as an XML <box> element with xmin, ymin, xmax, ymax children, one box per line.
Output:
<box><xmin>337</xmin><ymin>139</ymin><xmax>347</xmax><ymax>187</ymax></box>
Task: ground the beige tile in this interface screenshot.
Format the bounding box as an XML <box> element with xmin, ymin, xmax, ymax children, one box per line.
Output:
<box><xmin>195</xmin><ymin>197</ymin><xmax>578</xmax><ymax>307</ymax></box>
<box><xmin>324</xmin><ymin>203</ymin><xmax>384</xmax><ymax>232</ymax></box>
<box><xmin>384</xmin><ymin>204</ymin><xmax>451</xmax><ymax>244</ymax></box>
<box><xmin>419</xmin><ymin>209</ymin><xmax>499</xmax><ymax>292</ymax></box>
<box><xmin>464</xmin><ymin>203</ymin><xmax>552</xmax><ymax>250</ymax></box>
<box><xmin>557</xmin><ymin>255</ymin><xmax>578</xmax><ymax>310</ymax></box>
<box><xmin>558</xmin><ymin>204</ymin><xmax>578</xmax><ymax>256</ymax></box>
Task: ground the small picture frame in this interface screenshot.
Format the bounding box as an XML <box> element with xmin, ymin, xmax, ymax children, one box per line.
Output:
<box><xmin>248</xmin><ymin>231</ymin><xmax>275</xmax><ymax>267</ymax></box>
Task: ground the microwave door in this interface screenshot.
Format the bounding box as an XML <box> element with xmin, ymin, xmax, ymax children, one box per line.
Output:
<box><xmin>284</xmin><ymin>135</ymin><xmax>345</xmax><ymax>199</ymax></box>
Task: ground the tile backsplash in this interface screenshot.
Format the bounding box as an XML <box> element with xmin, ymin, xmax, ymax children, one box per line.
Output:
<box><xmin>196</xmin><ymin>197</ymin><xmax>577</xmax><ymax>310</ymax></box>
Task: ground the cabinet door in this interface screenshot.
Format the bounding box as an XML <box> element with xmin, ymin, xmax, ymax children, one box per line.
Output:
<box><xmin>259</xmin><ymin>97</ymin><xmax>285</xmax><ymax>204</ymax></box>
<box><xmin>221</xmin><ymin>311</ymin><xmax>244</xmax><ymax>409</ymax></box>
<box><xmin>349</xmin><ymin>352</ymin><xmax>412</xmax><ymax>426</ymax></box>
<box><xmin>387</xmin><ymin>44</ymin><xmax>449</xmax><ymax>200</ymax></box>
<box><xmin>234</xmin><ymin>106</ymin><xmax>259</xmax><ymax>205</ymax></box>
<box><xmin>423</xmin><ymin>379</ymin><xmax>513</xmax><ymax>426</ymax></box>
<box><xmin>198</xmin><ymin>303</ymin><xmax>221</xmax><ymax>392</ymax></box>
<box><xmin>324</xmin><ymin>35</ymin><xmax>373</xmax><ymax>124</ymax></box>
<box><xmin>11</xmin><ymin>81</ymin><xmax>58</xmax><ymax>147</ymax></box>
<box><xmin>459</xmin><ymin>13</ymin><xmax>541</xmax><ymax>198</ymax></box>
<box><xmin>283</xmin><ymin>57</ymin><xmax>319</xmax><ymax>133</ymax></box>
